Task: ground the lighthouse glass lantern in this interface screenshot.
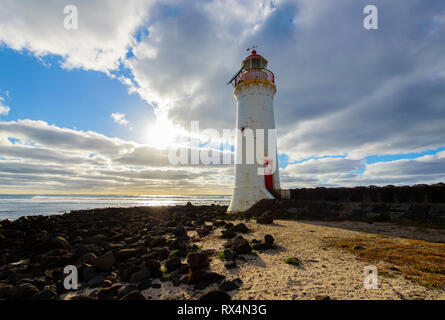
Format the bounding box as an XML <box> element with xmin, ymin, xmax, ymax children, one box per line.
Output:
<box><xmin>227</xmin><ymin>50</ymin><xmax>280</xmax><ymax>213</ymax></box>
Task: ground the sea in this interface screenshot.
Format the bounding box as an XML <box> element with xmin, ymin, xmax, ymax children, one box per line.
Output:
<box><xmin>0</xmin><ymin>194</ymin><xmax>231</xmax><ymax>220</ymax></box>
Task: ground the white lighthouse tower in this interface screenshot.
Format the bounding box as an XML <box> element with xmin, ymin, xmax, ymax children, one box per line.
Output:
<box><xmin>227</xmin><ymin>50</ymin><xmax>280</xmax><ymax>213</ymax></box>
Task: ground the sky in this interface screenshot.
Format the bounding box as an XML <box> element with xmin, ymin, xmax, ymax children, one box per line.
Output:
<box><xmin>0</xmin><ymin>0</ymin><xmax>444</xmax><ymax>195</ymax></box>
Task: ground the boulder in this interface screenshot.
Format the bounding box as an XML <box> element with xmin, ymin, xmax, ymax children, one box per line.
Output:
<box><xmin>165</xmin><ymin>256</ymin><xmax>182</xmax><ymax>272</ymax></box>
<box><xmin>174</xmin><ymin>224</ymin><xmax>186</xmax><ymax>237</ymax></box>
<box><xmin>30</xmin><ymin>288</ymin><xmax>57</xmax><ymax>300</ymax></box>
<box><xmin>257</xmin><ymin>211</ymin><xmax>273</xmax><ymax>224</ymax></box>
<box><xmin>199</xmin><ymin>290</ymin><xmax>231</xmax><ymax>301</ymax></box>
<box><xmin>120</xmin><ymin>290</ymin><xmax>146</xmax><ymax>300</ymax></box>
<box><xmin>97</xmin><ymin>284</ymin><xmax>121</xmax><ymax>300</ymax></box>
<box><xmin>76</xmin><ymin>252</ymin><xmax>97</xmax><ymax>265</ymax></box>
<box><xmin>129</xmin><ymin>267</ymin><xmax>151</xmax><ymax>283</ymax></box>
<box><xmin>14</xmin><ymin>283</ymin><xmax>39</xmax><ymax>299</ymax></box>
<box><xmin>230</xmin><ymin>236</ymin><xmax>251</xmax><ymax>254</ymax></box>
<box><xmin>221</xmin><ymin>230</ymin><xmax>236</xmax><ymax>239</ymax></box>
<box><xmin>168</xmin><ymin>238</ymin><xmax>186</xmax><ymax>251</ymax></box>
<box><xmin>187</xmin><ymin>252</ymin><xmax>209</xmax><ymax>271</ymax></box>
<box><xmin>219</xmin><ymin>278</ymin><xmax>243</xmax><ymax>292</ymax></box>
<box><xmin>93</xmin><ymin>250</ymin><xmax>116</xmax><ymax>272</ymax></box>
<box><xmin>264</xmin><ymin>234</ymin><xmax>274</xmax><ymax>245</ymax></box>
<box><xmin>230</xmin><ymin>223</ymin><xmax>248</xmax><ymax>233</ymax></box>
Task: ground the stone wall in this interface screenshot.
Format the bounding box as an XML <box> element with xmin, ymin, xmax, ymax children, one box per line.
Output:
<box><xmin>248</xmin><ymin>184</ymin><xmax>445</xmax><ymax>225</ymax></box>
<box><xmin>288</xmin><ymin>184</ymin><xmax>445</xmax><ymax>204</ymax></box>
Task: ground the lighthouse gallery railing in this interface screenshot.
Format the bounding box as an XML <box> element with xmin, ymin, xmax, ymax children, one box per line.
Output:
<box><xmin>234</xmin><ymin>68</ymin><xmax>275</xmax><ymax>87</ymax></box>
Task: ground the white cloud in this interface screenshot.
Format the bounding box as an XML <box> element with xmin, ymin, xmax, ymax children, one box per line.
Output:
<box><xmin>111</xmin><ymin>112</ymin><xmax>129</xmax><ymax>126</ymax></box>
<box><xmin>0</xmin><ymin>119</ymin><xmax>233</xmax><ymax>193</ymax></box>
<box><xmin>0</xmin><ymin>0</ymin><xmax>154</xmax><ymax>72</ymax></box>
<box><xmin>0</xmin><ymin>96</ymin><xmax>10</xmax><ymax>115</ymax></box>
<box><xmin>1</xmin><ymin>0</ymin><xmax>445</xmax><ymax>190</ymax></box>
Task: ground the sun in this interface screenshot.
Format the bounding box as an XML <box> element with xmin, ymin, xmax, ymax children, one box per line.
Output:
<box><xmin>145</xmin><ymin>116</ymin><xmax>186</xmax><ymax>149</ymax></box>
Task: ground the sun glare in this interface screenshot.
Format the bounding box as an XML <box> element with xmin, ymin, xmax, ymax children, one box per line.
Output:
<box><xmin>145</xmin><ymin>116</ymin><xmax>185</xmax><ymax>149</ymax></box>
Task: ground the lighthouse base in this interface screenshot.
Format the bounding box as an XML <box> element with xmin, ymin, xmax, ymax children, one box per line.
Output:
<box><xmin>227</xmin><ymin>186</ymin><xmax>275</xmax><ymax>213</ymax></box>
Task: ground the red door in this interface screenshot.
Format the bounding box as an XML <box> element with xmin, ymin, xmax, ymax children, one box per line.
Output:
<box><xmin>264</xmin><ymin>160</ymin><xmax>274</xmax><ymax>191</ymax></box>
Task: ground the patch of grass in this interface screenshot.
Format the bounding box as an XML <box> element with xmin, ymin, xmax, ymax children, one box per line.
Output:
<box><xmin>166</xmin><ymin>237</ymin><xmax>175</xmax><ymax>243</ymax></box>
<box><xmin>249</xmin><ymin>251</ymin><xmax>259</xmax><ymax>256</ymax></box>
<box><xmin>284</xmin><ymin>257</ymin><xmax>301</xmax><ymax>266</ymax></box>
<box><xmin>164</xmin><ymin>273</ymin><xmax>172</xmax><ymax>280</ymax></box>
<box><xmin>217</xmin><ymin>248</ymin><xmax>234</xmax><ymax>260</ymax></box>
<box><xmin>170</xmin><ymin>249</ymin><xmax>179</xmax><ymax>255</ymax></box>
<box><xmin>378</xmin><ymin>270</ymin><xmax>396</xmax><ymax>278</ymax></box>
<box><xmin>160</xmin><ymin>266</ymin><xmax>167</xmax><ymax>273</ymax></box>
<box><xmin>329</xmin><ymin>236</ymin><xmax>445</xmax><ymax>289</ymax></box>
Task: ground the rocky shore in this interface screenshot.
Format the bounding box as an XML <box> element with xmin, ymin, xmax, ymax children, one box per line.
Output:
<box><xmin>0</xmin><ymin>204</ymin><xmax>278</xmax><ymax>300</ymax></box>
<box><xmin>1</xmin><ymin>203</ymin><xmax>444</xmax><ymax>300</ymax></box>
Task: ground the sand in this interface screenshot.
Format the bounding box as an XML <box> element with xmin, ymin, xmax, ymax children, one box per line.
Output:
<box><xmin>142</xmin><ymin>220</ymin><xmax>445</xmax><ymax>300</ymax></box>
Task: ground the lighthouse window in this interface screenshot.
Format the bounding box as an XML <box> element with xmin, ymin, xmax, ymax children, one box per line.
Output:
<box><xmin>251</xmin><ymin>58</ymin><xmax>261</xmax><ymax>68</ymax></box>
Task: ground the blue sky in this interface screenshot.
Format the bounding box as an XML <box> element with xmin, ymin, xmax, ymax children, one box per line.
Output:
<box><xmin>0</xmin><ymin>0</ymin><xmax>444</xmax><ymax>194</ymax></box>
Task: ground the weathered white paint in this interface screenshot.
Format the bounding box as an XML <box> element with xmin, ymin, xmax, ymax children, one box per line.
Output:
<box><xmin>228</xmin><ymin>61</ymin><xmax>280</xmax><ymax>213</ymax></box>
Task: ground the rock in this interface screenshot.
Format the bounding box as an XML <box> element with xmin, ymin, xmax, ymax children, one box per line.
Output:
<box><xmin>257</xmin><ymin>211</ymin><xmax>274</xmax><ymax>224</ymax></box>
<box><xmin>53</xmin><ymin>236</ymin><xmax>70</xmax><ymax>249</ymax></box>
<box><xmin>223</xmin><ymin>249</ymin><xmax>236</xmax><ymax>260</ymax></box>
<box><xmin>231</xmin><ymin>223</ymin><xmax>248</xmax><ymax>233</ymax></box>
<box><xmin>148</xmin><ymin>247</ymin><xmax>170</xmax><ymax>261</ymax></box>
<box><xmin>145</xmin><ymin>259</ymin><xmax>161</xmax><ymax>277</ymax></box>
<box><xmin>225</xmin><ymin>223</ymin><xmax>234</xmax><ymax>230</ymax></box>
<box><xmin>129</xmin><ymin>267</ymin><xmax>151</xmax><ymax>283</ymax></box>
<box><xmin>151</xmin><ymin>283</ymin><xmax>161</xmax><ymax>289</ymax></box>
<box><xmin>251</xmin><ymin>242</ymin><xmax>271</xmax><ymax>251</ymax></box>
<box><xmin>30</xmin><ymin>288</ymin><xmax>57</xmax><ymax>300</ymax></box>
<box><xmin>116</xmin><ymin>248</ymin><xmax>139</xmax><ymax>260</ymax></box>
<box><xmin>102</xmin><ymin>280</ymin><xmax>113</xmax><ymax>288</ymax></box>
<box><xmin>221</xmin><ymin>229</ymin><xmax>236</xmax><ymax>239</ymax></box>
<box><xmin>97</xmin><ymin>284</ymin><xmax>121</xmax><ymax>300</ymax></box>
<box><xmin>196</xmin><ymin>228</ymin><xmax>210</xmax><ymax>237</ymax></box>
<box><xmin>212</xmin><ymin>221</ymin><xmax>226</xmax><ymax>228</ymax></box>
<box><xmin>93</xmin><ymin>250</ymin><xmax>116</xmax><ymax>272</ymax></box>
<box><xmin>120</xmin><ymin>290</ymin><xmax>146</xmax><ymax>300</ymax></box>
<box><xmin>117</xmin><ymin>284</ymin><xmax>138</xmax><ymax>298</ymax></box>
<box><xmin>179</xmin><ymin>264</ymin><xmax>189</xmax><ymax>274</ymax></box>
<box><xmin>14</xmin><ymin>283</ymin><xmax>39</xmax><ymax>299</ymax></box>
<box><xmin>76</xmin><ymin>252</ymin><xmax>97</xmax><ymax>265</ymax></box>
<box><xmin>82</xmin><ymin>265</ymin><xmax>98</xmax><ymax>282</ymax></box>
<box><xmin>199</xmin><ymin>290</ymin><xmax>231</xmax><ymax>301</ymax></box>
<box><xmin>148</xmin><ymin>237</ymin><xmax>167</xmax><ymax>248</ymax></box>
<box><xmin>231</xmin><ymin>236</ymin><xmax>251</xmax><ymax>254</ymax></box>
<box><xmin>137</xmin><ymin>279</ymin><xmax>152</xmax><ymax>290</ymax></box>
<box><xmin>187</xmin><ymin>252</ymin><xmax>209</xmax><ymax>271</ymax></box>
<box><xmin>169</xmin><ymin>238</ymin><xmax>186</xmax><ymax>251</ymax></box>
<box><xmin>0</xmin><ymin>283</ymin><xmax>14</xmax><ymax>299</ymax></box>
<box><xmin>87</xmin><ymin>275</ymin><xmax>106</xmax><ymax>287</ymax></box>
<box><xmin>195</xmin><ymin>272</ymin><xmax>225</xmax><ymax>289</ymax></box>
<box><xmin>165</xmin><ymin>256</ymin><xmax>182</xmax><ymax>272</ymax></box>
<box><xmin>224</xmin><ymin>261</ymin><xmax>237</xmax><ymax>269</ymax></box>
<box><xmin>174</xmin><ymin>224</ymin><xmax>186</xmax><ymax>237</ymax></box>
<box><xmin>264</xmin><ymin>234</ymin><xmax>274</xmax><ymax>244</ymax></box>
<box><xmin>219</xmin><ymin>278</ymin><xmax>243</xmax><ymax>292</ymax></box>
<box><xmin>315</xmin><ymin>295</ymin><xmax>331</xmax><ymax>300</ymax></box>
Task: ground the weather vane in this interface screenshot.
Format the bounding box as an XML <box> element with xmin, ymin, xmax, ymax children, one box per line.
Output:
<box><xmin>246</xmin><ymin>44</ymin><xmax>259</xmax><ymax>52</ymax></box>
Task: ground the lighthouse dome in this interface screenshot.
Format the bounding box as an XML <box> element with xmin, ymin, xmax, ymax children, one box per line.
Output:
<box><xmin>242</xmin><ymin>50</ymin><xmax>268</xmax><ymax>70</ymax></box>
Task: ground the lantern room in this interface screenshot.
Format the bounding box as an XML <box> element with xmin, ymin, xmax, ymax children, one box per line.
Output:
<box><xmin>241</xmin><ymin>50</ymin><xmax>268</xmax><ymax>70</ymax></box>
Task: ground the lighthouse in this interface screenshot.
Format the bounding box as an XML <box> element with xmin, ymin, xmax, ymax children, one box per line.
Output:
<box><xmin>227</xmin><ymin>50</ymin><xmax>280</xmax><ymax>213</ymax></box>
